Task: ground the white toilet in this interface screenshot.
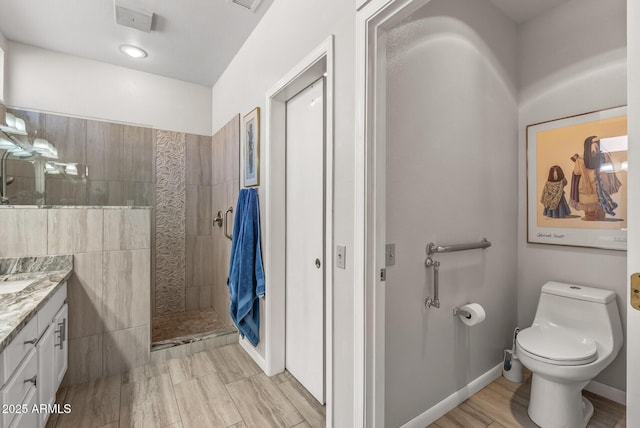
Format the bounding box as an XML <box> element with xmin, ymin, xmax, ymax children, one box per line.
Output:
<box><xmin>516</xmin><ymin>281</ymin><xmax>623</xmax><ymax>428</ymax></box>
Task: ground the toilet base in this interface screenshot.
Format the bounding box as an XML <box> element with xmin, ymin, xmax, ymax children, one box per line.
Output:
<box><xmin>528</xmin><ymin>373</ymin><xmax>593</xmax><ymax>428</ymax></box>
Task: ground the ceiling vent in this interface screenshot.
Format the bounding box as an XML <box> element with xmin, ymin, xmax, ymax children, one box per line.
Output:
<box><xmin>114</xmin><ymin>3</ymin><xmax>154</xmax><ymax>32</ymax></box>
<box><xmin>227</xmin><ymin>0</ymin><xmax>263</xmax><ymax>13</ymax></box>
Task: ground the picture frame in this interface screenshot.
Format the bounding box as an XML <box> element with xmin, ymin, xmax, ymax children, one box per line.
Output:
<box><xmin>241</xmin><ymin>107</ymin><xmax>260</xmax><ymax>187</ymax></box>
<box><xmin>527</xmin><ymin>106</ymin><xmax>628</xmax><ymax>250</ymax></box>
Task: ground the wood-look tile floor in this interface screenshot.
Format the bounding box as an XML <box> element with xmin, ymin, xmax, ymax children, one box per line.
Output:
<box><xmin>429</xmin><ymin>370</ymin><xmax>626</xmax><ymax>428</ymax></box>
<box><xmin>152</xmin><ymin>308</ymin><xmax>229</xmax><ymax>343</ymax></box>
<box><xmin>46</xmin><ymin>343</ymin><xmax>325</xmax><ymax>428</ymax></box>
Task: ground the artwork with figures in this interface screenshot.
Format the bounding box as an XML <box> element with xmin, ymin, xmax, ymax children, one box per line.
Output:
<box><xmin>527</xmin><ymin>106</ymin><xmax>627</xmax><ymax>250</ymax></box>
<box><xmin>242</xmin><ymin>107</ymin><xmax>260</xmax><ymax>187</ymax></box>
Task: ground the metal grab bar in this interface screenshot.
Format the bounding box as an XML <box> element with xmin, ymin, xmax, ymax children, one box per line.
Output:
<box><xmin>425</xmin><ymin>257</ymin><xmax>440</xmax><ymax>309</ymax></box>
<box><xmin>224</xmin><ymin>207</ymin><xmax>233</xmax><ymax>241</ymax></box>
<box><xmin>424</xmin><ymin>238</ymin><xmax>491</xmax><ymax>309</ymax></box>
<box><xmin>426</xmin><ymin>238</ymin><xmax>491</xmax><ymax>256</ymax></box>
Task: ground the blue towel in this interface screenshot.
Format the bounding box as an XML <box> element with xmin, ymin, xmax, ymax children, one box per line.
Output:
<box><xmin>228</xmin><ymin>188</ymin><xmax>265</xmax><ymax>346</ymax></box>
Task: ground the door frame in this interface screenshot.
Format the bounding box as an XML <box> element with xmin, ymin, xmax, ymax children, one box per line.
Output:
<box><xmin>627</xmin><ymin>0</ymin><xmax>639</xmax><ymax>422</ymax></box>
<box><xmin>261</xmin><ymin>35</ymin><xmax>334</xmax><ymax>426</ymax></box>
<box><xmin>354</xmin><ymin>1</ymin><xmax>433</xmax><ymax>426</ymax></box>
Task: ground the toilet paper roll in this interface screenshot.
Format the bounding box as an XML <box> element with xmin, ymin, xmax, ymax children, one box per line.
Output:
<box><xmin>458</xmin><ymin>303</ymin><xmax>486</xmax><ymax>326</ymax></box>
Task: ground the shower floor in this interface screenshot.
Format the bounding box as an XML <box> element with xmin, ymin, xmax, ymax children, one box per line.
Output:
<box><xmin>152</xmin><ymin>307</ymin><xmax>230</xmax><ymax>344</ymax></box>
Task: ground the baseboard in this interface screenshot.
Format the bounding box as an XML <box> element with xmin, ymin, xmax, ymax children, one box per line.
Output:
<box><xmin>585</xmin><ymin>380</ymin><xmax>626</xmax><ymax>405</ymax></box>
<box><xmin>400</xmin><ymin>363</ymin><xmax>503</xmax><ymax>428</ymax></box>
<box><xmin>239</xmin><ymin>337</ymin><xmax>270</xmax><ymax>374</ymax></box>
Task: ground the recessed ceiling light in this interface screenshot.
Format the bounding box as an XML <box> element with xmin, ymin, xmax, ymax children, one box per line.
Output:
<box><xmin>120</xmin><ymin>44</ymin><xmax>147</xmax><ymax>59</ymax></box>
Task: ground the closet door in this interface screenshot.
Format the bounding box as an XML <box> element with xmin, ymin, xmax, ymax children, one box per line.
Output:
<box><xmin>285</xmin><ymin>78</ymin><xmax>325</xmax><ymax>404</ymax></box>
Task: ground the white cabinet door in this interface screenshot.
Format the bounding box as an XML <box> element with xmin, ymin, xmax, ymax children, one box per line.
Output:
<box><xmin>52</xmin><ymin>304</ymin><xmax>67</xmax><ymax>390</ymax></box>
<box><xmin>37</xmin><ymin>325</ymin><xmax>55</xmax><ymax>428</ymax></box>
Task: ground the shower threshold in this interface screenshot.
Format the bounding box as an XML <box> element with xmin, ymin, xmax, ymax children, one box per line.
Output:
<box><xmin>151</xmin><ymin>307</ymin><xmax>236</xmax><ymax>351</ymax></box>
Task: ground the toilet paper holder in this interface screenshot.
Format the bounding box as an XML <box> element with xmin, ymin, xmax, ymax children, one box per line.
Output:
<box><xmin>453</xmin><ymin>306</ymin><xmax>472</xmax><ymax>319</ymax></box>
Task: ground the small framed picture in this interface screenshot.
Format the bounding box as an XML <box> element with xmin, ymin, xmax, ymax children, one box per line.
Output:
<box><xmin>527</xmin><ymin>106</ymin><xmax>627</xmax><ymax>250</ymax></box>
<box><xmin>241</xmin><ymin>107</ymin><xmax>260</xmax><ymax>187</ymax></box>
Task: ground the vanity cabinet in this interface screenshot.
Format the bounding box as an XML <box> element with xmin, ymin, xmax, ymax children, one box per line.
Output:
<box><xmin>0</xmin><ymin>283</ymin><xmax>68</xmax><ymax>428</ymax></box>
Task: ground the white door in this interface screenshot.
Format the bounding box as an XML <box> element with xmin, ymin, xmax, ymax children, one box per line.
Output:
<box><xmin>285</xmin><ymin>78</ymin><xmax>325</xmax><ymax>404</ymax></box>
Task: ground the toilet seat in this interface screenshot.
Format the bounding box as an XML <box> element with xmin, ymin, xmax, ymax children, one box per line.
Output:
<box><xmin>517</xmin><ymin>326</ymin><xmax>597</xmax><ymax>366</ymax></box>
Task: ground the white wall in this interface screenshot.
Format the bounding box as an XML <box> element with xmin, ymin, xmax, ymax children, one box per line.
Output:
<box><xmin>517</xmin><ymin>0</ymin><xmax>627</xmax><ymax>390</ymax></box>
<box><xmin>384</xmin><ymin>0</ymin><xmax>518</xmax><ymax>426</ymax></box>
<box><xmin>5</xmin><ymin>42</ymin><xmax>211</xmax><ymax>135</ymax></box>
<box><xmin>211</xmin><ymin>0</ymin><xmax>356</xmax><ymax>425</ymax></box>
<box><xmin>626</xmin><ymin>0</ymin><xmax>640</xmax><ymax>419</ymax></box>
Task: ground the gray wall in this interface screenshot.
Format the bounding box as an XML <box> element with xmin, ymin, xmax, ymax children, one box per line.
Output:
<box><xmin>516</xmin><ymin>0</ymin><xmax>627</xmax><ymax>391</ymax></box>
<box><xmin>384</xmin><ymin>0</ymin><xmax>518</xmax><ymax>426</ymax></box>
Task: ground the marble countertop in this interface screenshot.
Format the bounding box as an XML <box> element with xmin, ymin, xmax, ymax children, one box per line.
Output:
<box><xmin>0</xmin><ymin>255</ymin><xmax>73</xmax><ymax>353</ymax></box>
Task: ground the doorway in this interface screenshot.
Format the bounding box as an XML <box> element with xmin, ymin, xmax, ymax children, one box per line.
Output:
<box><xmin>258</xmin><ymin>35</ymin><xmax>334</xmax><ymax>426</ymax></box>
<box><xmin>285</xmin><ymin>78</ymin><xmax>326</xmax><ymax>404</ymax></box>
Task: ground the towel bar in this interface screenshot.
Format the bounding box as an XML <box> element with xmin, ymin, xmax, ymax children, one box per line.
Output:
<box><xmin>426</xmin><ymin>238</ymin><xmax>491</xmax><ymax>256</ymax></box>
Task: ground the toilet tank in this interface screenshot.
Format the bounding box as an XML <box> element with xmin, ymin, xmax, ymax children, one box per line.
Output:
<box><xmin>533</xmin><ymin>281</ymin><xmax>623</xmax><ymax>350</ymax></box>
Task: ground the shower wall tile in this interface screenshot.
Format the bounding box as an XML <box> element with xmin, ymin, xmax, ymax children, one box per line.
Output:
<box><xmin>103</xmin><ymin>249</ymin><xmax>151</xmax><ymax>331</ymax></box>
<box><xmin>66</xmin><ymin>334</ymin><xmax>103</xmax><ymax>385</ymax></box>
<box><xmin>186</xmin><ymin>185</ymin><xmax>212</xmax><ymax>237</ymax></box>
<box><xmin>45</xmin><ymin>114</ymin><xmax>87</xmax><ymax>168</ymax></box>
<box><xmin>123</xmin><ymin>125</ymin><xmax>154</xmax><ymax>183</ymax></box>
<box><xmin>87</xmin><ymin>180</ymin><xmax>109</xmax><ymax>205</ymax></box>
<box><xmin>0</xmin><ymin>208</ymin><xmax>48</xmax><ymax>257</ymax></box>
<box><xmin>223</xmin><ymin>117</ymin><xmax>240</xmax><ymax>182</ymax></box>
<box><xmin>212</xmin><ymin>131</ymin><xmax>224</xmax><ymax>186</ymax></box>
<box><xmin>68</xmin><ymin>252</ymin><xmax>104</xmax><ymax>340</ymax></box>
<box><xmin>87</xmin><ymin>120</ymin><xmax>123</xmax><ymax>181</ymax></box>
<box><xmin>45</xmin><ymin>179</ymin><xmax>87</xmax><ymax>206</ymax></box>
<box><xmin>186</xmin><ymin>134</ymin><xmax>212</xmax><ymax>185</ymax></box>
<box><xmin>103</xmin><ymin>325</ymin><xmax>150</xmax><ymax>376</ymax></box>
<box><xmin>185</xmin><ymin>235</ymin><xmax>214</xmax><ymax>289</ymax></box>
<box><xmin>47</xmin><ymin>208</ymin><xmax>103</xmax><ymax>254</ymax></box>
<box><xmin>155</xmin><ymin>130</ymin><xmax>186</xmax><ymax>315</ymax></box>
<box><xmin>6</xmin><ymin>158</ymin><xmax>35</xmax><ymax>178</ymax></box>
<box><xmin>103</xmin><ymin>209</ymin><xmax>151</xmax><ymax>251</ymax></box>
<box><xmin>9</xmin><ymin>109</ymin><xmax>45</xmax><ymax>136</ymax></box>
<box><xmin>210</xmin><ymin>115</ymin><xmax>239</xmax><ymax>324</ymax></box>
<box><xmin>88</xmin><ymin>180</ymin><xmax>154</xmax><ymax>207</ymax></box>
<box><xmin>150</xmin><ymin>207</ymin><xmax>157</xmax><ymax>318</ymax></box>
<box><xmin>185</xmin><ymin>287</ymin><xmax>199</xmax><ymax>312</ymax></box>
<box><xmin>198</xmin><ymin>286</ymin><xmax>212</xmax><ymax>310</ymax></box>
<box><xmin>6</xmin><ymin>177</ymin><xmax>39</xmax><ymax>205</ymax></box>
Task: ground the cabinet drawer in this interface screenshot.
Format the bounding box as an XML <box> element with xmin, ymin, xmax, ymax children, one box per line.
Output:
<box><xmin>0</xmin><ymin>316</ymin><xmax>38</xmax><ymax>388</ymax></box>
<box><xmin>37</xmin><ymin>282</ymin><xmax>67</xmax><ymax>338</ymax></box>
<box><xmin>8</xmin><ymin>384</ymin><xmax>37</xmax><ymax>428</ymax></box>
<box><xmin>0</xmin><ymin>348</ymin><xmax>37</xmax><ymax>428</ymax></box>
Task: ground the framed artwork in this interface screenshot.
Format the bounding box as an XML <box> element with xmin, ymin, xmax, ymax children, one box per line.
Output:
<box><xmin>241</xmin><ymin>107</ymin><xmax>260</xmax><ymax>187</ymax></box>
<box><xmin>527</xmin><ymin>106</ymin><xmax>627</xmax><ymax>250</ymax></box>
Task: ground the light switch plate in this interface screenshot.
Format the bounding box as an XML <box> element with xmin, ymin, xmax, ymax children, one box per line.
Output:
<box><xmin>385</xmin><ymin>244</ymin><xmax>395</xmax><ymax>266</ymax></box>
<box><xmin>336</xmin><ymin>245</ymin><xmax>346</xmax><ymax>269</ymax></box>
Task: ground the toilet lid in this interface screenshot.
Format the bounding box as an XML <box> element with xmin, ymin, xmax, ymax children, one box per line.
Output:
<box><xmin>517</xmin><ymin>326</ymin><xmax>598</xmax><ymax>365</ymax></box>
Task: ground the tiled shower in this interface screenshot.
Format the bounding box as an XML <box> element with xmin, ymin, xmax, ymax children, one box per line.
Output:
<box><xmin>4</xmin><ymin>108</ymin><xmax>238</xmax><ymax>348</ymax></box>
